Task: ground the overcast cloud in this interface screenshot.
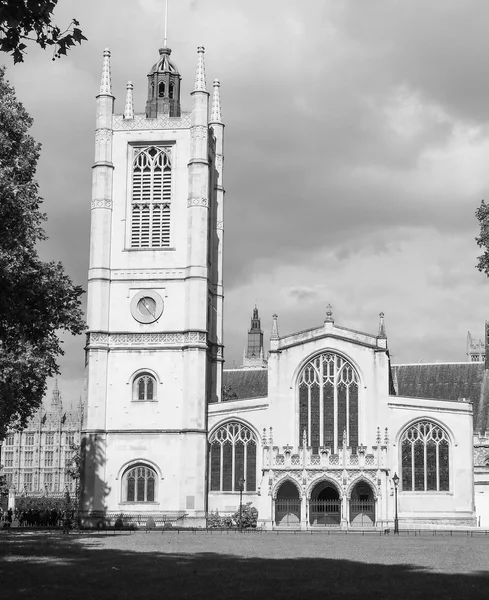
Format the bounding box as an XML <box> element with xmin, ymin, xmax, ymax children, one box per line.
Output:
<box><xmin>5</xmin><ymin>0</ymin><xmax>489</xmax><ymax>407</ymax></box>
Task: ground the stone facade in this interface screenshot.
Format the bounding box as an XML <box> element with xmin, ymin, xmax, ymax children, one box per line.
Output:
<box><xmin>0</xmin><ymin>382</ymin><xmax>82</xmax><ymax>496</ymax></box>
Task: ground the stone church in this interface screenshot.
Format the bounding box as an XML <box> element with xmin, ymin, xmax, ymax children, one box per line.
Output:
<box><xmin>81</xmin><ymin>42</ymin><xmax>488</xmax><ymax>529</ymax></box>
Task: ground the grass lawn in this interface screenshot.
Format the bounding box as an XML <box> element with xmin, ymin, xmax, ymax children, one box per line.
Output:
<box><xmin>0</xmin><ymin>530</ymin><xmax>488</xmax><ymax>599</ymax></box>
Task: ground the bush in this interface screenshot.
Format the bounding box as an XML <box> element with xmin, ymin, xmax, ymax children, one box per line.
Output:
<box><xmin>146</xmin><ymin>516</ymin><xmax>156</xmax><ymax>530</ymax></box>
<box><xmin>207</xmin><ymin>503</ymin><xmax>258</xmax><ymax>529</ymax></box>
<box><xmin>233</xmin><ymin>502</ymin><xmax>258</xmax><ymax>529</ymax></box>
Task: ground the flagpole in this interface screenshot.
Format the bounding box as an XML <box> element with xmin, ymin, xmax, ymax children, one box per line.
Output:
<box><xmin>163</xmin><ymin>0</ymin><xmax>168</xmax><ymax>47</ymax></box>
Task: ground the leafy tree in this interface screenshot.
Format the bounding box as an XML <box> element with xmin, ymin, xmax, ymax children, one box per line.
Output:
<box><xmin>65</xmin><ymin>442</ymin><xmax>82</xmax><ymax>501</ymax></box>
<box><xmin>0</xmin><ymin>0</ymin><xmax>86</xmax><ymax>63</ymax></box>
<box><xmin>0</xmin><ymin>67</ymin><xmax>85</xmax><ymax>438</ymax></box>
<box><xmin>475</xmin><ymin>200</ymin><xmax>489</xmax><ymax>277</ymax></box>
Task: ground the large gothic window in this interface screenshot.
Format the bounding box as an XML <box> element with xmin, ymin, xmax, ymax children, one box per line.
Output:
<box><xmin>401</xmin><ymin>421</ymin><xmax>450</xmax><ymax>492</ymax></box>
<box><xmin>298</xmin><ymin>352</ymin><xmax>359</xmax><ymax>454</ymax></box>
<box><xmin>131</xmin><ymin>146</ymin><xmax>172</xmax><ymax>248</ymax></box>
<box><xmin>124</xmin><ymin>465</ymin><xmax>156</xmax><ymax>502</ymax></box>
<box><xmin>209</xmin><ymin>422</ymin><xmax>257</xmax><ymax>492</ymax></box>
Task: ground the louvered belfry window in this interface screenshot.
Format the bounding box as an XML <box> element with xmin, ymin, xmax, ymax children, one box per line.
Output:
<box><xmin>131</xmin><ymin>146</ymin><xmax>172</xmax><ymax>248</ymax></box>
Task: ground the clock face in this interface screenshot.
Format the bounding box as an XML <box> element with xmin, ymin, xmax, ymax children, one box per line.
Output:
<box><xmin>130</xmin><ymin>291</ymin><xmax>164</xmax><ymax>323</ymax></box>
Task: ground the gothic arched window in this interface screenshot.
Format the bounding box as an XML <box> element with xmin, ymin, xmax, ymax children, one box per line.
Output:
<box><xmin>298</xmin><ymin>352</ymin><xmax>359</xmax><ymax>454</ymax></box>
<box><xmin>169</xmin><ymin>82</ymin><xmax>175</xmax><ymax>99</ymax></box>
<box><xmin>209</xmin><ymin>422</ymin><xmax>257</xmax><ymax>492</ymax></box>
<box><xmin>123</xmin><ymin>465</ymin><xmax>156</xmax><ymax>502</ymax></box>
<box><xmin>158</xmin><ymin>81</ymin><xmax>166</xmax><ymax>97</ymax></box>
<box><xmin>133</xmin><ymin>373</ymin><xmax>157</xmax><ymax>401</ymax></box>
<box><xmin>131</xmin><ymin>146</ymin><xmax>172</xmax><ymax>248</ymax></box>
<box><xmin>400</xmin><ymin>421</ymin><xmax>450</xmax><ymax>492</ymax></box>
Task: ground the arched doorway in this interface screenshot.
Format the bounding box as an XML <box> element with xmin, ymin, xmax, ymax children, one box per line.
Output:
<box><xmin>309</xmin><ymin>481</ymin><xmax>341</xmax><ymax>526</ymax></box>
<box><xmin>349</xmin><ymin>481</ymin><xmax>375</xmax><ymax>527</ymax></box>
<box><xmin>275</xmin><ymin>481</ymin><xmax>301</xmax><ymax>526</ymax></box>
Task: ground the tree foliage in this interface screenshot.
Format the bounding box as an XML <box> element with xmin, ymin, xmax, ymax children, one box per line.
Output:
<box><xmin>0</xmin><ymin>1</ymin><xmax>86</xmax><ymax>63</ymax></box>
<box><xmin>475</xmin><ymin>200</ymin><xmax>489</xmax><ymax>277</ymax></box>
<box><xmin>0</xmin><ymin>67</ymin><xmax>85</xmax><ymax>438</ymax></box>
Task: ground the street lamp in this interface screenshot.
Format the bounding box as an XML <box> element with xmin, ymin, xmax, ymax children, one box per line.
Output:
<box><xmin>238</xmin><ymin>477</ymin><xmax>245</xmax><ymax>532</ymax></box>
<box><xmin>392</xmin><ymin>472</ymin><xmax>399</xmax><ymax>535</ymax></box>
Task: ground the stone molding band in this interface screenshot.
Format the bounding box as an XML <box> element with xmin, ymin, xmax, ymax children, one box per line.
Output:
<box><xmin>91</xmin><ymin>198</ymin><xmax>113</xmax><ymax>209</ymax></box>
<box><xmin>87</xmin><ymin>331</ymin><xmax>207</xmax><ymax>348</ymax></box>
<box><xmin>187</xmin><ymin>196</ymin><xmax>209</xmax><ymax>208</ymax></box>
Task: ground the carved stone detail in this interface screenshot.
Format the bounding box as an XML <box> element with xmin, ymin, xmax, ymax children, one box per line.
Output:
<box><xmin>88</xmin><ymin>331</ymin><xmax>207</xmax><ymax>347</ymax></box>
<box><xmin>95</xmin><ymin>128</ymin><xmax>113</xmax><ymax>144</ymax></box>
<box><xmin>91</xmin><ymin>198</ymin><xmax>113</xmax><ymax>209</ymax></box>
<box><xmin>214</xmin><ymin>154</ymin><xmax>223</xmax><ymax>170</ymax></box>
<box><xmin>187</xmin><ymin>196</ymin><xmax>208</xmax><ymax>208</ymax></box>
<box><xmin>112</xmin><ymin>113</ymin><xmax>191</xmax><ymax>131</ymax></box>
<box><xmin>216</xmin><ymin>221</ymin><xmax>223</xmax><ymax>230</ymax></box>
<box><xmin>191</xmin><ymin>125</ymin><xmax>208</xmax><ymax>141</ymax></box>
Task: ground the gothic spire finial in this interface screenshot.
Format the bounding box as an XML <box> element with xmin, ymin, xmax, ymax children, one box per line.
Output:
<box><xmin>210</xmin><ymin>78</ymin><xmax>222</xmax><ymax>123</ymax></box>
<box><xmin>124</xmin><ymin>81</ymin><xmax>134</xmax><ymax>119</ymax></box>
<box><xmin>99</xmin><ymin>48</ymin><xmax>112</xmax><ymax>95</ymax></box>
<box><xmin>325</xmin><ymin>303</ymin><xmax>334</xmax><ymax>324</ymax></box>
<box><xmin>271</xmin><ymin>314</ymin><xmax>279</xmax><ymax>340</ymax></box>
<box><xmin>194</xmin><ymin>46</ymin><xmax>207</xmax><ymax>92</ymax></box>
<box><xmin>378</xmin><ymin>312</ymin><xmax>387</xmax><ymax>339</ymax></box>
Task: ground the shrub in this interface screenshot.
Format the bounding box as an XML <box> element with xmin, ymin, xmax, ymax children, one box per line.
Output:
<box><xmin>233</xmin><ymin>502</ymin><xmax>258</xmax><ymax>529</ymax></box>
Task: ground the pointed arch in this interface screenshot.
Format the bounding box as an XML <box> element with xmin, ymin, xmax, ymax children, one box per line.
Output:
<box><xmin>346</xmin><ymin>476</ymin><xmax>377</xmax><ymax>500</ymax></box>
<box><xmin>306</xmin><ymin>476</ymin><xmax>342</xmax><ymax>500</ymax></box>
<box><xmin>208</xmin><ymin>421</ymin><xmax>258</xmax><ymax>492</ymax></box>
<box><xmin>272</xmin><ymin>475</ymin><xmax>302</xmax><ymax>500</ymax></box>
<box><xmin>296</xmin><ymin>351</ymin><xmax>361</xmax><ymax>454</ymax></box>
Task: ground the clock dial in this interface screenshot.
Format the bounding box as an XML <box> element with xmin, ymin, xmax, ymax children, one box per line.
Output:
<box><xmin>130</xmin><ymin>290</ymin><xmax>164</xmax><ymax>323</ymax></box>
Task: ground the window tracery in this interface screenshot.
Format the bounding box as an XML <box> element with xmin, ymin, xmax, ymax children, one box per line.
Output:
<box><xmin>131</xmin><ymin>146</ymin><xmax>172</xmax><ymax>249</ymax></box>
<box><xmin>209</xmin><ymin>422</ymin><xmax>257</xmax><ymax>492</ymax></box>
<box><xmin>133</xmin><ymin>373</ymin><xmax>157</xmax><ymax>401</ymax></box>
<box><xmin>400</xmin><ymin>421</ymin><xmax>450</xmax><ymax>492</ymax></box>
<box><xmin>123</xmin><ymin>465</ymin><xmax>156</xmax><ymax>502</ymax></box>
<box><xmin>298</xmin><ymin>353</ymin><xmax>359</xmax><ymax>453</ymax></box>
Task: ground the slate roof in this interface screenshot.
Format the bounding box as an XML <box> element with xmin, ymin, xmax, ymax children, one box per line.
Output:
<box><xmin>392</xmin><ymin>363</ymin><xmax>489</xmax><ymax>434</ymax></box>
<box><xmin>222</xmin><ymin>369</ymin><xmax>268</xmax><ymax>400</ymax></box>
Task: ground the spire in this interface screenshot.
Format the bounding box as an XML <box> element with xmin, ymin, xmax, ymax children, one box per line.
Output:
<box><xmin>378</xmin><ymin>312</ymin><xmax>387</xmax><ymax>339</ymax></box>
<box><xmin>324</xmin><ymin>303</ymin><xmax>334</xmax><ymax>324</ymax></box>
<box><xmin>271</xmin><ymin>314</ymin><xmax>279</xmax><ymax>340</ymax></box>
<box><xmin>124</xmin><ymin>81</ymin><xmax>134</xmax><ymax>119</ymax></box>
<box><xmin>194</xmin><ymin>46</ymin><xmax>207</xmax><ymax>92</ymax></box>
<box><xmin>210</xmin><ymin>78</ymin><xmax>222</xmax><ymax>123</ymax></box>
<box><xmin>99</xmin><ymin>48</ymin><xmax>112</xmax><ymax>95</ymax></box>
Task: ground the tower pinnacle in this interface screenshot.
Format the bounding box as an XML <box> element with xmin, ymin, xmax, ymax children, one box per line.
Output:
<box><xmin>210</xmin><ymin>79</ymin><xmax>222</xmax><ymax>123</ymax></box>
<box><xmin>242</xmin><ymin>306</ymin><xmax>267</xmax><ymax>368</ymax></box>
<box><xmin>99</xmin><ymin>48</ymin><xmax>112</xmax><ymax>95</ymax></box>
<box><xmin>124</xmin><ymin>81</ymin><xmax>134</xmax><ymax>119</ymax></box>
<box><xmin>194</xmin><ymin>46</ymin><xmax>207</xmax><ymax>92</ymax></box>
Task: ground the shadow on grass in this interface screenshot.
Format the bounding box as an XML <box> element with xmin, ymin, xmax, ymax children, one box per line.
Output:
<box><xmin>0</xmin><ymin>532</ymin><xmax>488</xmax><ymax>599</ymax></box>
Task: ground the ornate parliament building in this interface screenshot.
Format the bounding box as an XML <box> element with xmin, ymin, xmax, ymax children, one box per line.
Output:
<box><xmin>80</xmin><ymin>41</ymin><xmax>489</xmax><ymax>529</ymax></box>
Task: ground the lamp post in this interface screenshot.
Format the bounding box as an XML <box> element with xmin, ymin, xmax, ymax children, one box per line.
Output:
<box><xmin>238</xmin><ymin>477</ymin><xmax>245</xmax><ymax>532</ymax></box>
<box><xmin>392</xmin><ymin>472</ymin><xmax>399</xmax><ymax>535</ymax></box>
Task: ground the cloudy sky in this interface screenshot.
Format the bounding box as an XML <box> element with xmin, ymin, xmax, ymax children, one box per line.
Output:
<box><xmin>5</xmin><ymin>0</ymin><xmax>489</xmax><ymax>408</ymax></box>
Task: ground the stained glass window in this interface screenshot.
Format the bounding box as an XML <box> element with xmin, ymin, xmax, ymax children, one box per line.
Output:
<box><xmin>400</xmin><ymin>421</ymin><xmax>450</xmax><ymax>492</ymax></box>
<box><xmin>208</xmin><ymin>422</ymin><xmax>257</xmax><ymax>492</ymax></box>
<box><xmin>124</xmin><ymin>466</ymin><xmax>156</xmax><ymax>502</ymax></box>
<box><xmin>298</xmin><ymin>352</ymin><xmax>359</xmax><ymax>452</ymax></box>
<box><xmin>133</xmin><ymin>373</ymin><xmax>157</xmax><ymax>401</ymax></box>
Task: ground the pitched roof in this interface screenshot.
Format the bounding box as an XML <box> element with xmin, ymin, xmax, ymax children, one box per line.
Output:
<box><xmin>222</xmin><ymin>369</ymin><xmax>268</xmax><ymax>400</ymax></box>
<box><xmin>392</xmin><ymin>362</ymin><xmax>489</xmax><ymax>433</ymax></box>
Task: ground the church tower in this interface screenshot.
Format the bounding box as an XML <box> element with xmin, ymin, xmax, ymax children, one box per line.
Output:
<box><xmin>242</xmin><ymin>306</ymin><xmax>267</xmax><ymax>369</ymax></box>
<box><xmin>82</xmin><ymin>42</ymin><xmax>225</xmax><ymax>523</ymax></box>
